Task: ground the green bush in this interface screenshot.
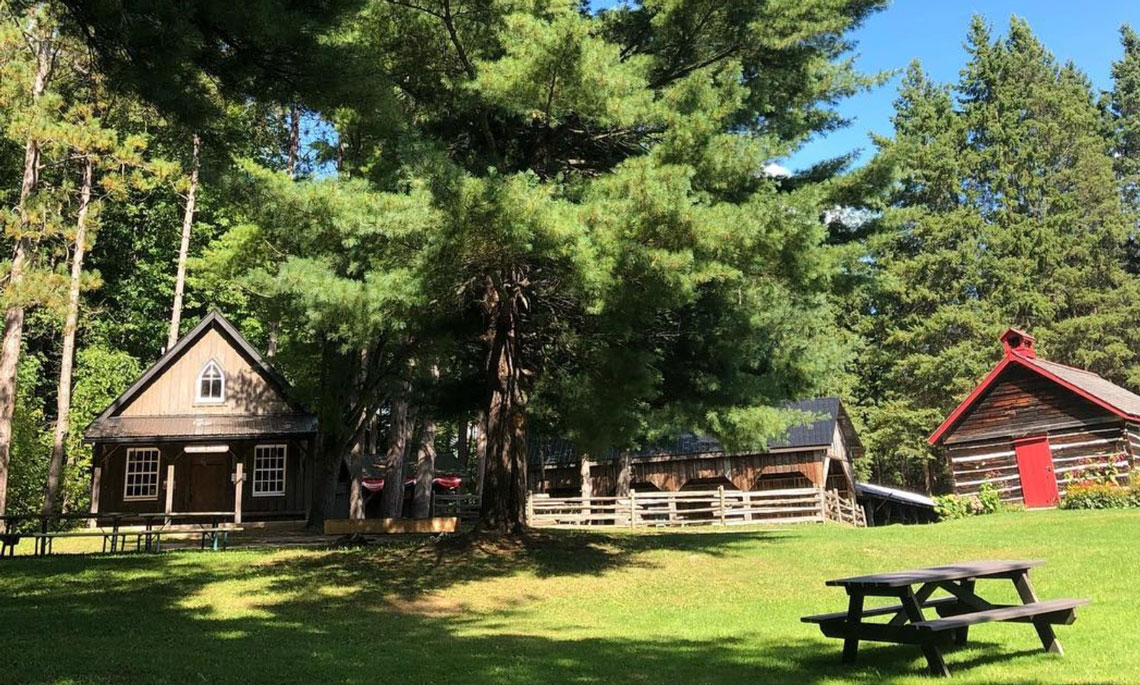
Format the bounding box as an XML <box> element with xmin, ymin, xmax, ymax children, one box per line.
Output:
<box><xmin>1060</xmin><ymin>482</ymin><xmax>1140</xmax><ymax>510</ymax></box>
<box><xmin>935</xmin><ymin>483</ymin><xmax>1004</xmax><ymax>520</ymax></box>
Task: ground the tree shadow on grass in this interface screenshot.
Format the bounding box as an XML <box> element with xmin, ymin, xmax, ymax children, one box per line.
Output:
<box><xmin>0</xmin><ymin>530</ymin><xmax>1070</xmax><ymax>685</ymax></box>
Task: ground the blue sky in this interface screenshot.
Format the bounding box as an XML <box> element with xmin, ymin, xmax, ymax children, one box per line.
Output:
<box><xmin>595</xmin><ymin>1</ymin><xmax>1140</xmax><ymax>171</ymax></box>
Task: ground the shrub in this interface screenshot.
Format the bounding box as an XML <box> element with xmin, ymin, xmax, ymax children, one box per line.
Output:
<box><xmin>935</xmin><ymin>483</ymin><xmax>1004</xmax><ymax>520</ymax></box>
<box><xmin>1060</xmin><ymin>482</ymin><xmax>1139</xmax><ymax>510</ymax></box>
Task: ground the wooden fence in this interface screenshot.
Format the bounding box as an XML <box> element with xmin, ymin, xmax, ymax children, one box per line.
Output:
<box><xmin>526</xmin><ymin>486</ymin><xmax>866</xmax><ymax>529</ymax></box>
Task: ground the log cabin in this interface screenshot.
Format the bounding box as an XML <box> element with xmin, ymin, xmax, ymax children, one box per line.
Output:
<box><xmin>529</xmin><ymin>397</ymin><xmax>862</xmax><ymax>499</ymax></box>
<box><xmin>84</xmin><ymin>311</ymin><xmax>317</xmax><ymax>523</ymax></box>
<box><xmin>929</xmin><ymin>328</ymin><xmax>1140</xmax><ymax>508</ymax></box>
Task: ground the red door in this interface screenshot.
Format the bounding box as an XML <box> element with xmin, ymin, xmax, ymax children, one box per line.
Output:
<box><xmin>1014</xmin><ymin>436</ymin><xmax>1059</xmax><ymax>508</ymax></box>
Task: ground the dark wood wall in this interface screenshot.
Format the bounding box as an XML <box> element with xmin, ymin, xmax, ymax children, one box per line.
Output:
<box><xmin>941</xmin><ymin>366</ymin><xmax>1135</xmax><ymax>502</ymax></box>
<box><xmin>944</xmin><ymin>365</ymin><xmax>1117</xmax><ymax>445</ymax></box>
<box><xmin>93</xmin><ymin>438</ymin><xmax>310</xmax><ymax>521</ymax></box>
<box><xmin>530</xmin><ymin>449</ymin><xmax>829</xmax><ymax>496</ymax></box>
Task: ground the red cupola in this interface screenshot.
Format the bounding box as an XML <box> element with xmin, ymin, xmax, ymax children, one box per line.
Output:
<box><xmin>999</xmin><ymin>328</ymin><xmax>1036</xmax><ymax>358</ymax></box>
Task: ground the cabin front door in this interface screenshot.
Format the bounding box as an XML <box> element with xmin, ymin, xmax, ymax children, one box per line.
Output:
<box><xmin>188</xmin><ymin>454</ymin><xmax>231</xmax><ymax>512</ymax></box>
<box><xmin>1014</xmin><ymin>436</ymin><xmax>1059</xmax><ymax>508</ymax></box>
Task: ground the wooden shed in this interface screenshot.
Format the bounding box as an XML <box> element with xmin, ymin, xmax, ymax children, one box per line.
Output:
<box><xmin>929</xmin><ymin>328</ymin><xmax>1140</xmax><ymax>508</ymax></box>
<box><xmin>529</xmin><ymin>397</ymin><xmax>862</xmax><ymax>498</ymax></box>
<box><xmin>84</xmin><ymin>311</ymin><xmax>317</xmax><ymax>523</ymax></box>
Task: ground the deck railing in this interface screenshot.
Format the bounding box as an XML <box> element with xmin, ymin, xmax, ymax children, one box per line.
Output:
<box><xmin>433</xmin><ymin>493</ymin><xmax>482</xmax><ymax>521</ymax></box>
<box><xmin>526</xmin><ymin>486</ymin><xmax>866</xmax><ymax>529</ymax></box>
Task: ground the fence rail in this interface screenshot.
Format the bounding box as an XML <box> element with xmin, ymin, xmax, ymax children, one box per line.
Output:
<box><xmin>527</xmin><ymin>486</ymin><xmax>866</xmax><ymax>529</ymax></box>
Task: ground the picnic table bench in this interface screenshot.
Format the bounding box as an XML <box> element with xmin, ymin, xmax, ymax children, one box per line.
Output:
<box><xmin>802</xmin><ymin>560</ymin><xmax>1088</xmax><ymax>677</ymax></box>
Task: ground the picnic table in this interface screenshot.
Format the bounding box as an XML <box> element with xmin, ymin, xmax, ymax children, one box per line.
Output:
<box><xmin>2</xmin><ymin>513</ymin><xmax>242</xmax><ymax>557</ymax></box>
<box><xmin>802</xmin><ymin>560</ymin><xmax>1088</xmax><ymax>677</ymax></box>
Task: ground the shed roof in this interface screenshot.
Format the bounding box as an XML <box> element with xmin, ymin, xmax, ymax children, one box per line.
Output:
<box><xmin>929</xmin><ymin>328</ymin><xmax>1140</xmax><ymax>445</ymax></box>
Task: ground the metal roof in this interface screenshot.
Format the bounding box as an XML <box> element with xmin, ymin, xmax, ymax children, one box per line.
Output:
<box><xmin>855</xmin><ymin>482</ymin><xmax>935</xmax><ymax>508</ymax></box>
<box><xmin>530</xmin><ymin>397</ymin><xmax>856</xmax><ymax>465</ymax></box>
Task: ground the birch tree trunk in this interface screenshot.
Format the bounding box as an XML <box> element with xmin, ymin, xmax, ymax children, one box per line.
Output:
<box><xmin>0</xmin><ymin>31</ymin><xmax>53</xmax><ymax>526</ymax></box>
<box><xmin>42</xmin><ymin>155</ymin><xmax>94</xmax><ymax>516</ymax></box>
<box><xmin>379</xmin><ymin>374</ymin><xmax>413</xmax><ymax>518</ymax></box>
<box><xmin>167</xmin><ymin>133</ymin><xmax>200</xmax><ymax>350</ymax></box>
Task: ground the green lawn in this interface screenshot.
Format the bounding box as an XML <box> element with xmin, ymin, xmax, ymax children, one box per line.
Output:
<box><xmin>0</xmin><ymin>510</ymin><xmax>1136</xmax><ymax>684</ymax></box>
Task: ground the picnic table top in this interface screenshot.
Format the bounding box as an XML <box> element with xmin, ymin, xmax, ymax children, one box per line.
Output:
<box><xmin>826</xmin><ymin>560</ymin><xmax>1044</xmax><ymax>589</ymax></box>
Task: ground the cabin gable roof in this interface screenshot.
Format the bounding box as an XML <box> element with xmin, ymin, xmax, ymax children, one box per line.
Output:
<box><xmin>85</xmin><ymin>311</ymin><xmax>315</xmax><ymax>441</ymax></box>
<box><xmin>929</xmin><ymin>329</ymin><xmax>1140</xmax><ymax>445</ymax></box>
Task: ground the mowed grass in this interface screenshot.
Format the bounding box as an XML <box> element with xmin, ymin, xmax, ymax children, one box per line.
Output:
<box><xmin>1</xmin><ymin>510</ymin><xmax>1137</xmax><ymax>684</ymax></box>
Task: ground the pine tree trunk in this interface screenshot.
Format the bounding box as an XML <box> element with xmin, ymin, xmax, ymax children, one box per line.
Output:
<box><xmin>615</xmin><ymin>452</ymin><xmax>632</xmax><ymax>496</ymax></box>
<box><xmin>348</xmin><ymin>436</ymin><xmax>364</xmax><ymax>521</ymax></box>
<box><xmin>478</xmin><ymin>278</ymin><xmax>529</xmax><ymax>534</ymax></box>
<box><xmin>474</xmin><ymin>410</ymin><xmax>487</xmax><ymax>496</ymax></box>
<box><xmin>413</xmin><ymin>416</ymin><xmax>437</xmax><ymax>519</ymax></box>
<box><xmin>265</xmin><ymin>106</ymin><xmax>300</xmax><ymax>360</ymax></box>
<box><xmin>380</xmin><ymin>374</ymin><xmax>413</xmax><ymax>518</ymax></box>
<box><xmin>167</xmin><ymin>133</ymin><xmax>200</xmax><ymax>350</ymax></box>
<box><xmin>0</xmin><ymin>32</ymin><xmax>53</xmax><ymax>527</ymax></box>
<box><xmin>42</xmin><ymin>155</ymin><xmax>94</xmax><ymax>517</ymax></box>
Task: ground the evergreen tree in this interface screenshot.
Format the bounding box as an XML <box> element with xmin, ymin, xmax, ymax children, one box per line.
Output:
<box><xmin>858</xmin><ymin>16</ymin><xmax>1140</xmax><ymax>491</ymax></box>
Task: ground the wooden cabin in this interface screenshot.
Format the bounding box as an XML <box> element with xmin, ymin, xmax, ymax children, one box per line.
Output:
<box><xmin>84</xmin><ymin>312</ymin><xmax>317</xmax><ymax>523</ymax></box>
<box><xmin>529</xmin><ymin>397</ymin><xmax>861</xmax><ymax>498</ymax></box>
<box><xmin>929</xmin><ymin>328</ymin><xmax>1140</xmax><ymax>508</ymax></box>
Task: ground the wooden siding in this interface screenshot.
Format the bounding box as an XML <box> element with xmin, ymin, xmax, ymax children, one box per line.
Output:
<box><xmin>530</xmin><ymin>448</ymin><xmax>829</xmax><ymax>496</ymax></box>
<box><xmin>945</xmin><ymin>423</ymin><xmax>1131</xmax><ymax>503</ymax></box>
<box><xmin>120</xmin><ymin>328</ymin><xmax>291</xmax><ymax>417</ymax></box>
<box><xmin>943</xmin><ymin>365</ymin><xmax>1119</xmax><ymax>445</ymax></box>
<box><xmin>93</xmin><ymin>438</ymin><xmax>309</xmax><ymax>520</ymax></box>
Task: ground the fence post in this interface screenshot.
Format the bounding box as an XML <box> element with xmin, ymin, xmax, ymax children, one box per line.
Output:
<box><xmin>629</xmin><ymin>489</ymin><xmax>637</xmax><ymax>529</ymax></box>
<box><xmin>669</xmin><ymin>494</ymin><xmax>677</xmax><ymax>524</ymax></box>
<box><xmin>526</xmin><ymin>493</ymin><xmax>535</xmax><ymax>526</ymax></box>
<box><xmin>818</xmin><ymin>487</ymin><xmax>827</xmax><ymax>523</ymax></box>
<box><xmin>744</xmin><ymin>491</ymin><xmax>753</xmax><ymax>523</ymax></box>
<box><xmin>718</xmin><ymin>486</ymin><xmax>726</xmax><ymax>526</ymax></box>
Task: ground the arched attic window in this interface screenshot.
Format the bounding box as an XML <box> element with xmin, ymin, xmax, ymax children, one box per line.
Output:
<box><xmin>196</xmin><ymin>360</ymin><xmax>225</xmax><ymax>404</ymax></box>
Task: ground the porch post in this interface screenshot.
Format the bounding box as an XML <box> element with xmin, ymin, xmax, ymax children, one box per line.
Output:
<box><xmin>88</xmin><ymin>466</ymin><xmax>102</xmax><ymax>529</ymax></box>
<box><xmin>234</xmin><ymin>461</ymin><xmax>244</xmax><ymax>525</ymax></box>
<box><xmin>164</xmin><ymin>464</ymin><xmax>175</xmax><ymax>526</ymax></box>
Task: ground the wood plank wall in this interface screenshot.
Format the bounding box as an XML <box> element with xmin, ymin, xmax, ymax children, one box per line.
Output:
<box><xmin>944</xmin><ymin>365</ymin><xmax>1115</xmax><ymax>445</ymax></box>
<box><xmin>945</xmin><ymin>423</ymin><xmax>1131</xmax><ymax>502</ymax></box>
<box><xmin>94</xmin><ymin>438</ymin><xmax>308</xmax><ymax>519</ymax></box>
<box><xmin>530</xmin><ymin>449</ymin><xmax>828</xmax><ymax>496</ymax></box>
<box><xmin>940</xmin><ymin>364</ymin><xmax>1133</xmax><ymax>503</ymax></box>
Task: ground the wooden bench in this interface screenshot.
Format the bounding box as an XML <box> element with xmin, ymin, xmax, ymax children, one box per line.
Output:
<box><xmin>30</xmin><ymin>528</ymin><xmax>163</xmax><ymax>556</ymax></box>
<box><xmin>194</xmin><ymin>527</ymin><xmax>242</xmax><ymax>551</ymax></box>
<box><xmin>1</xmin><ymin>533</ymin><xmax>20</xmax><ymax>556</ymax></box>
<box><xmin>803</xmin><ymin>596</ymin><xmax>962</xmax><ymax>624</ymax></box>
<box><xmin>915</xmin><ymin>598</ymin><xmax>1089</xmax><ymax>632</ymax></box>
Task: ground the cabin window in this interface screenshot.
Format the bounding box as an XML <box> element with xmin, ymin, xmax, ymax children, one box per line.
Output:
<box><xmin>253</xmin><ymin>444</ymin><xmax>286</xmax><ymax>496</ymax></box>
<box><xmin>124</xmin><ymin>448</ymin><xmax>161</xmax><ymax>500</ymax></box>
<box><xmin>196</xmin><ymin>360</ymin><xmax>225</xmax><ymax>404</ymax></box>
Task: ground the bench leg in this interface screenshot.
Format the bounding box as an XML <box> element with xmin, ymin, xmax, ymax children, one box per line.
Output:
<box><xmin>921</xmin><ymin>641</ymin><xmax>951</xmax><ymax>678</ymax></box>
<box><xmin>899</xmin><ymin>587</ymin><xmax>950</xmax><ymax>677</ymax></box>
<box><xmin>842</xmin><ymin>592</ymin><xmax>864</xmax><ymax>664</ymax></box>
<box><xmin>1013</xmin><ymin>572</ymin><xmax>1063</xmax><ymax>655</ymax></box>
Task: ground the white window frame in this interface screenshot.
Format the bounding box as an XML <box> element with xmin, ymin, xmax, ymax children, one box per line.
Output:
<box><xmin>123</xmin><ymin>447</ymin><xmax>161</xmax><ymax>501</ymax></box>
<box><xmin>195</xmin><ymin>359</ymin><xmax>226</xmax><ymax>404</ymax></box>
<box><xmin>252</xmin><ymin>444</ymin><xmax>287</xmax><ymax>497</ymax></box>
